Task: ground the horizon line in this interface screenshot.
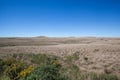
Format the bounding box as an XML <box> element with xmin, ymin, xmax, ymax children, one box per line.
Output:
<box><xmin>0</xmin><ymin>36</ymin><xmax>120</xmax><ymax>38</ymax></box>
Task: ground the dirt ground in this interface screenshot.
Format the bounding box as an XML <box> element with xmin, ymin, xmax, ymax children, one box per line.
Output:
<box><xmin>0</xmin><ymin>37</ymin><xmax>120</xmax><ymax>76</ymax></box>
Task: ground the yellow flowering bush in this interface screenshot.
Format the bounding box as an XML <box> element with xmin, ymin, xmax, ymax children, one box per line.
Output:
<box><xmin>50</xmin><ymin>59</ymin><xmax>61</xmax><ymax>67</ymax></box>
<box><xmin>18</xmin><ymin>65</ymin><xmax>34</xmax><ymax>78</ymax></box>
<box><xmin>4</xmin><ymin>59</ymin><xmax>25</xmax><ymax>80</ymax></box>
<box><xmin>4</xmin><ymin>58</ymin><xmax>17</xmax><ymax>66</ymax></box>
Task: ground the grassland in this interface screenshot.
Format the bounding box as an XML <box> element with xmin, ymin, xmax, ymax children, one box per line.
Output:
<box><xmin>0</xmin><ymin>37</ymin><xmax>120</xmax><ymax>80</ymax></box>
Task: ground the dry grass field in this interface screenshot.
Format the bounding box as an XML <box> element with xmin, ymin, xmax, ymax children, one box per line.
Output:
<box><xmin>0</xmin><ymin>37</ymin><xmax>120</xmax><ymax>79</ymax></box>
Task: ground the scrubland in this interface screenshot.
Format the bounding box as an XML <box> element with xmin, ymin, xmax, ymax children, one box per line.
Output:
<box><xmin>0</xmin><ymin>37</ymin><xmax>120</xmax><ymax>80</ymax></box>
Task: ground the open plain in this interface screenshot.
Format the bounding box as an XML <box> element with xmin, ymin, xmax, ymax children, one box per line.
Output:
<box><xmin>0</xmin><ymin>37</ymin><xmax>120</xmax><ymax>77</ymax></box>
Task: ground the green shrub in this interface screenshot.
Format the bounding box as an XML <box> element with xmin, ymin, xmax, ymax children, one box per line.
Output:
<box><xmin>36</xmin><ymin>64</ymin><xmax>60</xmax><ymax>80</ymax></box>
<box><xmin>19</xmin><ymin>74</ymin><xmax>38</xmax><ymax>80</ymax></box>
<box><xmin>66</xmin><ymin>52</ymin><xmax>79</xmax><ymax>63</ymax></box>
<box><xmin>30</xmin><ymin>54</ymin><xmax>53</xmax><ymax>64</ymax></box>
<box><xmin>0</xmin><ymin>59</ymin><xmax>5</xmax><ymax>75</ymax></box>
<box><xmin>72</xmin><ymin>52</ymin><xmax>80</xmax><ymax>60</ymax></box>
<box><xmin>0</xmin><ymin>76</ymin><xmax>10</xmax><ymax>80</ymax></box>
<box><xmin>4</xmin><ymin>58</ymin><xmax>17</xmax><ymax>66</ymax></box>
<box><xmin>78</xmin><ymin>74</ymin><xmax>86</xmax><ymax>80</ymax></box>
<box><xmin>30</xmin><ymin>54</ymin><xmax>61</xmax><ymax>65</ymax></box>
<box><xmin>70</xmin><ymin>64</ymin><xmax>80</xmax><ymax>80</ymax></box>
<box><xmin>89</xmin><ymin>73</ymin><xmax>98</xmax><ymax>80</ymax></box>
<box><xmin>99</xmin><ymin>73</ymin><xmax>119</xmax><ymax>80</ymax></box>
<box><xmin>20</xmin><ymin>58</ymin><xmax>68</xmax><ymax>80</ymax></box>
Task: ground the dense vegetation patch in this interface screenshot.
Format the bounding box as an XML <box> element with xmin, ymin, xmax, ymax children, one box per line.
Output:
<box><xmin>0</xmin><ymin>53</ymin><xmax>119</xmax><ymax>80</ymax></box>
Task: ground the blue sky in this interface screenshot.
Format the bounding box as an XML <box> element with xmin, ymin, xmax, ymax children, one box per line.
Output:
<box><xmin>0</xmin><ymin>0</ymin><xmax>120</xmax><ymax>37</ymax></box>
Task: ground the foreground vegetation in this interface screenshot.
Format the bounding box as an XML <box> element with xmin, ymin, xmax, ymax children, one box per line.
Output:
<box><xmin>0</xmin><ymin>53</ymin><xmax>119</xmax><ymax>80</ymax></box>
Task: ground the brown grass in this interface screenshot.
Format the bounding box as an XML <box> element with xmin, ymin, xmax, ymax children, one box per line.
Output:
<box><xmin>0</xmin><ymin>37</ymin><xmax>120</xmax><ymax>77</ymax></box>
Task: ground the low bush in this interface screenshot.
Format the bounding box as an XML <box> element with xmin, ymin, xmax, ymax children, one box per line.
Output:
<box><xmin>65</xmin><ymin>52</ymin><xmax>79</xmax><ymax>63</ymax></box>
<box><xmin>20</xmin><ymin>58</ymin><xmax>68</xmax><ymax>80</ymax></box>
<box><xmin>0</xmin><ymin>76</ymin><xmax>10</xmax><ymax>80</ymax></box>
<box><xmin>4</xmin><ymin>59</ymin><xmax>25</xmax><ymax>80</ymax></box>
<box><xmin>4</xmin><ymin>58</ymin><xmax>17</xmax><ymax>66</ymax></box>
<box><xmin>17</xmin><ymin>65</ymin><xmax>34</xmax><ymax>78</ymax></box>
<box><xmin>89</xmin><ymin>73</ymin><xmax>98</xmax><ymax>80</ymax></box>
<box><xmin>30</xmin><ymin>54</ymin><xmax>59</xmax><ymax>65</ymax></box>
<box><xmin>99</xmin><ymin>73</ymin><xmax>119</xmax><ymax>80</ymax></box>
<box><xmin>0</xmin><ymin>59</ymin><xmax>5</xmax><ymax>75</ymax></box>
